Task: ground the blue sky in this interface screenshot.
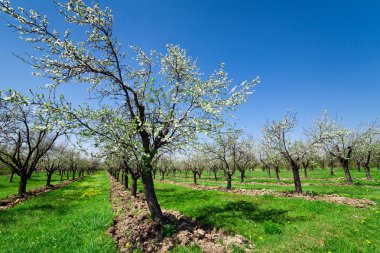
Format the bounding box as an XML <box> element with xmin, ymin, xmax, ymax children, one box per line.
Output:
<box><xmin>0</xmin><ymin>0</ymin><xmax>379</xmax><ymax>136</ymax></box>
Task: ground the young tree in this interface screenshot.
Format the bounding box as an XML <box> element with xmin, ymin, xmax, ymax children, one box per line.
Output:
<box><xmin>352</xmin><ymin>124</ymin><xmax>379</xmax><ymax>180</ymax></box>
<box><xmin>40</xmin><ymin>144</ymin><xmax>66</xmax><ymax>186</ymax></box>
<box><xmin>157</xmin><ymin>155</ymin><xmax>173</xmax><ymax>181</ymax></box>
<box><xmin>262</xmin><ymin>112</ymin><xmax>316</xmax><ymax>194</ymax></box>
<box><xmin>236</xmin><ymin>136</ymin><xmax>255</xmax><ymax>183</ymax></box>
<box><xmin>260</xmin><ymin>143</ymin><xmax>282</xmax><ymax>182</ymax></box>
<box><xmin>373</xmin><ymin>140</ymin><xmax>380</xmax><ymax>170</ymax></box>
<box><xmin>203</xmin><ymin>129</ymin><xmax>244</xmax><ymax>189</ymax></box>
<box><xmin>0</xmin><ymin>0</ymin><xmax>258</xmax><ymax>220</ymax></box>
<box><xmin>309</xmin><ymin>112</ymin><xmax>368</xmax><ymax>185</ymax></box>
<box><xmin>183</xmin><ymin>151</ymin><xmax>205</xmax><ymax>185</ymax></box>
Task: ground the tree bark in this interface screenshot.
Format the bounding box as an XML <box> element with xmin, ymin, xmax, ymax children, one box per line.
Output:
<box><xmin>363</xmin><ymin>165</ymin><xmax>372</xmax><ymax>180</ymax></box>
<box><xmin>153</xmin><ymin>169</ymin><xmax>157</xmax><ymax>179</ymax></box>
<box><xmin>329</xmin><ymin>166</ymin><xmax>334</xmax><ymax>176</ymax></box>
<box><xmin>9</xmin><ymin>171</ymin><xmax>15</xmax><ymax>183</ymax></box>
<box><xmin>160</xmin><ymin>171</ymin><xmax>165</xmax><ymax>180</ymax></box>
<box><xmin>226</xmin><ymin>173</ymin><xmax>232</xmax><ymax>189</ymax></box>
<box><xmin>363</xmin><ymin>151</ymin><xmax>372</xmax><ymax>180</ymax></box>
<box><xmin>240</xmin><ymin>170</ymin><xmax>245</xmax><ymax>183</ymax></box>
<box><xmin>267</xmin><ymin>166</ymin><xmax>271</xmax><ymax>178</ymax></box>
<box><xmin>303</xmin><ymin>167</ymin><xmax>308</xmax><ymax>178</ymax></box>
<box><xmin>340</xmin><ymin>159</ymin><xmax>353</xmax><ymax>185</ymax></box>
<box><xmin>141</xmin><ymin>164</ymin><xmax>163</xmax><ymax>221</ymax></box>
<box><xmin>291</xmin><ymin>166</ymin><xmax>302</xmax><ymax>194</ymax></box>
<box><xmin>274</xmin><ymin>166</ymin><xmax>281</xmax><ymax>182</ymax></box>
<box><xmin>46</xmin><ymin>172</ymin><xmax>53</xmax><ymax>186</ymax></box>
<box><xmin>18</xmin><ymin>173</ymin><xmax>28</xmax><ymax>195</ymax></box>
<box><xmin>193</xmin><ymin>171</ymin><xmax>197</xmax><ymax>185</ymax></box>
<box><xmin>214</xmin><ymin>171</ymin><xmax>218</xmax><ymax>180</ymax></box>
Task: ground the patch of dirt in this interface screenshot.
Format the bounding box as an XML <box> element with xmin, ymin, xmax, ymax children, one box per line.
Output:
<box><xmin>0</xmin><ymin>177</ymin><xmax>84</xmax><ymax>211</ymax></box>
<box><xmin>171</xmin><ymin>178</ymin><xmax>380</xmax><ymax>188</ymax></box>
<box><xmin>161</xmin><ymin>180</ymin><xmax>377</xmax><ymax>208</ymax></box>
<box><xmin>108</xmin><ymin>175</ymin><xmax>254</xmax><ymax>253</ymax></box>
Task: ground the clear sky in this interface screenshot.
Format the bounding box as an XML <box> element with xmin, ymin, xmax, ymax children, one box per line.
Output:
<box><xmin>0</xmin><ymin>0</ymin><xmax>379</xmax><ymax>136</ymax></box>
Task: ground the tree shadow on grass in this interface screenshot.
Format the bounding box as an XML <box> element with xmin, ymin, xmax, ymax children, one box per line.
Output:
<box><xmin>0</xmin><ymin>196</ymin><xmax>76</xmax><ymax>228</ymax></box>
<box><xmin>195</xmin><ymin>200</ymin><xmax>290</xmax><ymax>223</ymax></box>
<box><xmin>156</xmin><ymin>186</ymin><xmax>308</xmax><ymax>236</ymax></box>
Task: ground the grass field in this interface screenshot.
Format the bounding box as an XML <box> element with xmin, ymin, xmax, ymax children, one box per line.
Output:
<box><xmin>164</xmin><ymin>167</ymin><xmax>380</xmax><ymax>185</ymax></box>
<box><xmin>153</xmin><ymin>181</ymin><xmax>380</xmax><ymax>253</ymax></box>
<box><xmin>136</xmin><ymin>168</ymin><xmax>380</xmax><ymax>252</ymax></box>
<box><xmin>0</xmin><ymin>172</ymin><xmax>116</xmax><ymax>253</ymax></box>
<box><xmin>1</xmin><ymin>169</ymin><xmax>379</xmax><ymax>253</ymax></box>
<box><xmin>0</xmin><ymin>172</ymin><xmax>70</xmax><ymax>199</ymax></box>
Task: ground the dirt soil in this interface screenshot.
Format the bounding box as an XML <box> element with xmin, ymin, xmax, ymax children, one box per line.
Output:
<box><xmin>0</xmin><ymin>177</ymin><xmax>83</xmax><ymax>211</ymax></box>
<box><xmin>108</xmin><ymin>175</ymin><xmax>255</xmax><ymax>253</ymax></box>
<box><xmin>161</xmin><ymin>180</ymin><xmax>377</xmax><ymax>208</ymax></box>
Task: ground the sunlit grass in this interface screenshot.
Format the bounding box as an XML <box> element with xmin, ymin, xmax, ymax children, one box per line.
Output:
<box><xmin>151</xmin><ymin>181</ymin><xmax>380</xmax><ymax>253</ymax></box>
<box><xmin>0</xmin><ymin>171</ymin><xmax>116</xmax><ymax>253</ymax></box>
<box><xmin>0</xmin><ymin>172</ymin><xmax>71</xmax><ymax>199</ymax></box>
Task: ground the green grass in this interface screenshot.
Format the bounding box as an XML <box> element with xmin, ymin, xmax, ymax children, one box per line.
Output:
<box><xmin>0</xmin><ymin>172</ymin><xmax>71</xmax><ymax>199</ymax></box>
<box><xmin>162</xmin><ymin>168</ymin><xmax>380</xmax><ymax>204</ymax></box>
<box><xmin>166</xmin><ymin>167</ymin><xmax>380</xmax><ymax>186</ymax></box>
<box><xmin>151</xmin><ymin>181</ymin><xmax>380</xmax><ymax>253</ymax></box>
<box><xmin>0</xmin><ymin>171</ymin><xmax>116</xmax><ymax>253</ymax></box>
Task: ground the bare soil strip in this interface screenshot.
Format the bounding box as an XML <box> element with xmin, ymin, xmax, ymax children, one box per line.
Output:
<box><xmin>108</xmin><ymin>175</ymin><xmax>255</xmax><ymax>253</ymax></box>
<box><xmin>0</xmin><ymin>177</ymin><xmax>84</xmax><ymax>211</ymax></box>
<box><xmin>161</xmin><ymin>180</ymin><xmax>377</xmax><ymax>208</ymax></box>
<box><xmin>175</xmin><ymin>178</ymin><xmax>380</xmax><ymax>188</ymax></box>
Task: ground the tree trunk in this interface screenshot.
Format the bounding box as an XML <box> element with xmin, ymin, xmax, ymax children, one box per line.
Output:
<box><xmin>291</xmin><ymin>166</ymin><xmax>302</xmax><ymax>194</ymax></box>
<box><xmin>141</xmin><ymin>169</ymin><xmax>163</xmax><ymax>221</ymax></box>
<box><xmin>340</xmin><ymin>159</ymin><xmax>353</xmax><ymax>185</ymax></box>
<box><xmin>363</xmin><ymin>165</ymin><xmax>372</xmax><ymax>180</ymax></box>
<box><xmin>274</xmin><ymin>166</ymin><xmax>281</xmax><ymax>182</ymax></box>
<box><xmin>329</xmin><ymin>166</ymin><xmax>334</xmax><ymax>176</ymax></box>
<box><xmin>303</xmin><ymin>167</ymin><xmax>308</xmax><ymax>178</ymax></box>
<box><xmin>131</xmin><ymin>174</ymin><xmax>138</xmax><ymax>197</ymax></box>
<box><xmin>9</xmin><ymin>171</ymin><xmax>15</xmax><ymax>182</ymax></box>
<box><xmin>214</xmin><ymin>171</ymin><xmax>217</xmax><ymax>180</ymax></box>
<box><xmin>193</xmin><ymin>171</ymin><xmax>197</xmax><ymax>185</ymax></box>
<box><xmin>226</xmin><ymin>173</ymin><xmax>232</xmax><ymax>189</ymax></box>
<box><xmin>160</xmin><ymin>171</ymin><xmax>165</xmax><ymax>180</ymax></box>
<box><xmin>46</xmin><ymin>172</ymin><xmax>53</xmax><ymax>186</ymax></box>
<box><xmin>363</xmin><ymin>151</ymin><xmax>372</xmax><ymax>180</ymax></box>
<box><xmin>267</xmin><ymin>166</ymin><xmax>271</xmax><ymax>178</ymax></box>
<box><xmin>198</xmin><ymin>172</ymin><xmax>202</xmax><ymax>179</ymax></box>
<box><xmin>240</xmin><ymin>170</ymin><xmax>245</xmax><ymax>183</ymax></box>
<box><xmin>153</xmin><ymin>169</ymin><xmax>157</xmax><ymax>179</ymax></box>
<box><xmin>18</xmin><ymin>174</ymin><xmax>28</xmax><ymax>195</ymax></box>
<box><xmin>60</xmin><ymin>170</ymin><xmax>64</xmax><ymax>181</ymax></box>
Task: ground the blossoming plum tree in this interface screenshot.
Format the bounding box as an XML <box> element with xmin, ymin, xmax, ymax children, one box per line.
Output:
<box><xmin>0</xmin><ymin>0</ymin><xmax>258</xmax><ymax>220</ymax></box>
